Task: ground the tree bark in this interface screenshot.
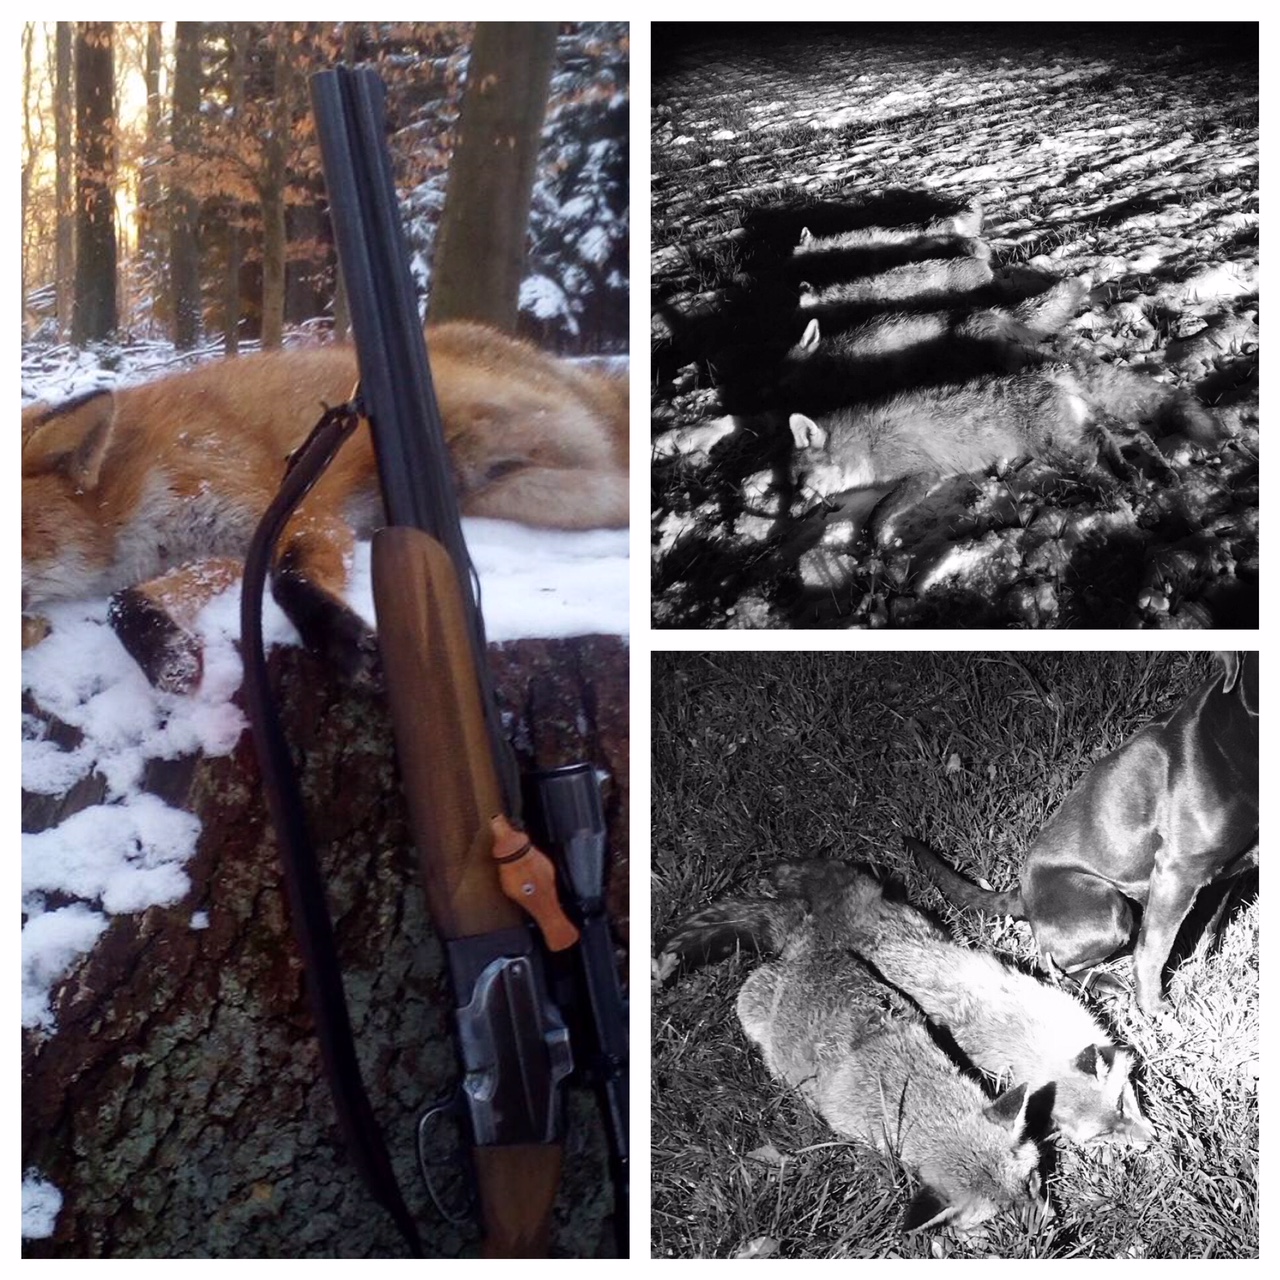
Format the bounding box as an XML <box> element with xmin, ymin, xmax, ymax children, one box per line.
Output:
<box><xmin>23</xmin><ymin>636</ymin><xmax>627</xmax><ymax>1258</ymax></box>
<box><xmin>136</xmin><ymin>23</ymin><xmax>163</xmax><ymax>299</ymax></box>
<box><xmin>259</xmin><ymin>29</ymin><xmax>293</xmax><ymax>351</ymax></box>
<box><xmin>427</xmin><ymin>22</ymin><xmax>558</xmax><ymax>333</ymax></box>
<box><xmin>221</xmin><ymin>24</ymin><xmax>248</xmax><ymax>354</ymax></box>
<box><xmin>21</xmin><ymin>24</ymin><xmax>35</xmax><ymax>338</ymax></box>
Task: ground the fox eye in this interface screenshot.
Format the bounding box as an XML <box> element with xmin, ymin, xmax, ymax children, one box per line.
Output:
<box><xmin>482</xmin><ymin>458</ymin><xmax>527</xmax><ymax>483</ymax></box>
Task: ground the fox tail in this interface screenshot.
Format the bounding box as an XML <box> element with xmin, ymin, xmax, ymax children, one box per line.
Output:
<box><xmin>654</xmin><ymin>894</ymin><xmax>806</xmax><ymax>984</ymax></box>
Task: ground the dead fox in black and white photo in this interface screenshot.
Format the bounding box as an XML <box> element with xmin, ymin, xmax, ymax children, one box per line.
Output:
<box><xmin>782</xmin><ymin>275</ymin><xmax>1092</xmax><ymax>411</ymax></box>
<box><xmin>798</xmin><ymin>252</ymin><xmax>994</xmax><ymax>311</ymax></box>
<box><xmin>734</xmin><ymin>919</ymin><xmax>1049</xmax><ymax>1233</ymax></box>
<box><xmin>787</xmin><ymin>360</ymin><xmax>1219</xmax><ymax>544</ymax></box>
<box><xmin>791</xmin><ymin>201</ymin><xmax>991</xmax><ymax>313</ymax></box>
<box><xmin>658</xmin><ymin>859</ymin><xmax>1154</xmax><ymax>1150</ymax></box>
<box><xmin>791</xmin><ymin>201</ymin><xmax>984</xmax><ymax>256</ymax></box>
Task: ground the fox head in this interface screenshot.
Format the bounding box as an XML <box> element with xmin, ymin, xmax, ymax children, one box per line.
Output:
<box><xmin>788</xmin><ymin>412</ymin><xmax>877</xmax><ymax>499</ymax></box>
<box><xmin>905</xmin><ymin>1082</ymin><xmax>1051</xmax><ymax>1234</ymax></box>
<box><xmin>1052</xmin><ymin>1044</ymin><xmax>1154</xmax><ymax>1149</ymax></box>
<box><xmin>22</xmin><ymin>390</ymin><xmax>122</xmax><ymax>613</ymax></box>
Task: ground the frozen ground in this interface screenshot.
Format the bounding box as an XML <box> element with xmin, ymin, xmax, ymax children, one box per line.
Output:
<box><xmin>651</xmin><ymin>24</ymin><xmax>1257</xmax><ymax>629</ymax></box>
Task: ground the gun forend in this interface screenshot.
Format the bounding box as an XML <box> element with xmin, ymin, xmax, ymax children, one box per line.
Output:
<box><xmin>372</xmin><ymin>525</ymin><xmax>576</xmax><ymax>947</ymax></box>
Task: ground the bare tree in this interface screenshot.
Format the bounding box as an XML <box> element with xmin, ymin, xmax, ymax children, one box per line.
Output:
<box><xmin>21</xmin><ymin>24</ymin><xmax>36</xmax><ymax>336</ymax></box>
<box><xmin>135</xmin><ymin>23</ymin><xmax>163</xmax><ymax>294</ymax></box>
<box><xmin>221</xmin><ymin>23</ymin><xmax>249</xmax><ymax>353</ymax></box>
<box><xmin>72</xmin><ymin>21</ymin><xmax>117</xmax><ymax>344</ymax></box>
<box><xmin>259</xmin><ymin>25</ymin><xmax>299</xmax><ymax>349</ymax></box>
<box><xmin>55</xmin><ymin>23</ymin><xmax>74</xmax><ymax>338</ymax></box>
<box><xmin>170</xmin><ymin>22</ymin><xmax>203</xmax><ymax>349</ymax></box>
<box><xmin>427</xmin><ymin>22</ymin><xmax>557</xmax><ymax>333</ymax></box>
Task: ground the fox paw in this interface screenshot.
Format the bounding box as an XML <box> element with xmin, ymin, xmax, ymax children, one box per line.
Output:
<box><xmin>22</xmin><ymin>614</ymin><xmax>52</xmax><ymax>649</ymax></box>
<box><xmin>271</xmin><ymin>570</ymin><xmax>381</xmax><ymax>690</ymax></box>
<box><xmin>108</xmin><ymin>588</ymin><xmax>203</xmax><ymax>694</ymax></box>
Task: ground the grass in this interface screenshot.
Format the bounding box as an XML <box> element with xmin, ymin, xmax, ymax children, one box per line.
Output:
<box><xmin>651</xmin><ymin>651</ymin><xmax>1257</xmax><ymax>1258</ymax></box>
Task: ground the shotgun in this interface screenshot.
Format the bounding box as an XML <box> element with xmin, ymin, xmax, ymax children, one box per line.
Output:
<box><xmin>310</xmin><ymin>63</ymin><xmax>584</xmax><ymax>1258</ymax></box>
<box><xmin>241</xmin><ymin>62</ymin><xmax>615</xmax><ymax>1256</ymax></box>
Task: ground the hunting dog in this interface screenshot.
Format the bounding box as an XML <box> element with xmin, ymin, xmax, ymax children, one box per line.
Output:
<box><xmin>912</xmin><ymin>652</ymin><xmax>1258</xmax><ymax>1014</ymax></box>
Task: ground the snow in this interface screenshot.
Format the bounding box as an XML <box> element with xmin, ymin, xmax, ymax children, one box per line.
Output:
<box><xmin>652</xmin><ymin>25</ymin><xmax>1257</xmax><ymax>629</ymax></box>
<box><xmin>22</xmin><ymin>1171</ymin><xmax>63</xmax><ymax>1241</ymax></box>
<box><xmin>22</xmin><ymin>516</ymin><xmax>627</xmax><ymax>1036</ymax></box>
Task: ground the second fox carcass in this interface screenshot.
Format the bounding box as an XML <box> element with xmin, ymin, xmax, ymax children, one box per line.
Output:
<box><xmin>780</xmin><ymin>201</ymin><xmax>1219</xmax><ymax>548</ymax></box>
<box><xmin>733</xmin><ymin>915</ymin><xmax>1049</xmax><ymax>1232</ymax></box>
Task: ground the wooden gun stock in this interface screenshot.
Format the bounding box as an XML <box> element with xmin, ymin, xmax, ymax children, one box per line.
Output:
<box><xmin>473</xmin><ymin>1145</ymin><xmax>563</xmax><ymax>1258</ymax></box>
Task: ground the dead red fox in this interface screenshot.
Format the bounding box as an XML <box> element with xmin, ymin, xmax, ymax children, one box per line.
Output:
<box><xmin>22</xmin><ymin>322</ymin><xmax>629</xmax><ymax>691</ymax></box>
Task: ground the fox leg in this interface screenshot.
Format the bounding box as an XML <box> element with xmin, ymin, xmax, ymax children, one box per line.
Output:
<box><xmin>271</xmin><ymin>508</ymin><xmax>377</xmax><ymax>683</ymax></box>
<box><xmin>460</xmin><ymin>465</ymin><xmax>629</xmax><ymax>530</ymax></box>
<box><xmin>108</xmin><ymin>557</ymin><xmax>244</xmax><ymax>694</ymax></box>
<box><xmin>866</xmin><ymin>474</ymin><xmax>937</xmax><ymax>546</ymax></box>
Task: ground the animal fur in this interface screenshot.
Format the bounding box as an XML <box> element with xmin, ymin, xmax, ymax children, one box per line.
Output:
<box><xmin>22</xmin><ymin>322</ymin><xmax>629</xmax><ymax>691</ymax></box>
<box><xmin>658</xmin><ymin>860</ymin><xmax>1154</xmax><ymax>1149</ymax></box>
<box><xmin>735</xmin><ymin>919</ymin><xmax>1047</xmax><ymax>1232</ymax></box>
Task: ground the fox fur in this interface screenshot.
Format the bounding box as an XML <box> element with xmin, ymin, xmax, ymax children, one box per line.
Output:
<box><xmin>735</xmin><ymin>922</ymin><xmax>1047</xmax><ymax>1232</ymax></box>
<box><xmin>787</xmin><ymin>359</ymin><xmax>1217</xmax><ymax>544</ymax></box>
<box><xmin>790</xmin><ymin>276</ymin><xmax>1089</xmax><ymax>375</ymax></box>
<box><xmin>22</xmin><ymin>322</ymin><xmax>629</xmax><ymax>691</ymax></box>
<box><xmin>792</xmin><ymin>202</ymin><xmax>984</xmax><ymax>255</ymax></box>
<box><xmin>799</xmin><ymin>254</ymin><xmax>994</xmax><ymax>312</ymax></box>
<box><xmin>782</xmin><ymin>276</ymin><xmax>1091</xmax><ymax>413</ymax></box>
<box><xmin>658</xmin><ymin>860</ymin><xmax>1154</xmax><ymax>1150</ymax></box>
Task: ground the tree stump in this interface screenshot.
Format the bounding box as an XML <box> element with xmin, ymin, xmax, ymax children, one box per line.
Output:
<box><xmin>22</xmin><ymin>636</ymin><xmax>628</xmax><ymax>1258</ymax></box>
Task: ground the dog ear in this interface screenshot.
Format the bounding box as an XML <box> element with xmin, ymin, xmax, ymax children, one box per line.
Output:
<box><xmin>1216</xmin><ymin>651</ymin><xmax>1241</xmax><ymax>692</ymax></box>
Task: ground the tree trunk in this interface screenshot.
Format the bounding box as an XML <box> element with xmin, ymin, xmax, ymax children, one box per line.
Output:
<box><xmin>71</xmin><ymin>22</ymin><xmax>117</xmax><ymax>345</ymax></box>
<box><xmin>221</xmin><ymin>24</ymin><xmax>248</xmax><ymax>355</ymax></box>
<box><xmin>22</xmin><ymin>637</ymin><xmax>628</xmax><ymax>1258</ymax></box>
<box><xmin>170</xmin><ymin>22</ymin><xmax>203</xmax><ymax>351</ymax></box>
<box><xmin>259</xmin><ymin>31</ymin><xmax>292</xmax><ymax>351</ymax></box>
<box><xmin>55</xmin><ymin>23</ymin><xmax>74</xmax><ymax>339</ymax></box>
<box><xmin>21</xmin><ymin>24</ymin><xmax>35</xmax><ymax>338</ymax></box>
<box><xmin>427</xmin><ymin>22</ymin><xmax>558</xmax><ymax>333</ymax></box>
<box><xmin>137</xmin><ymin>23</ymin><xmax>164</xmax><ymax>326</ymax></box>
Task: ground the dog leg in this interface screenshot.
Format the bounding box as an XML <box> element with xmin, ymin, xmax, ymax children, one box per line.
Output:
<box><xmin>1132</xmin><ymin>856</ymin><xmax>1203</xmax><ymax>1014</ymax></box>
<box><xmin>1024</xmin><ymin>867</ymin><xmax>1135</xmax><ymax>975</ymax></box>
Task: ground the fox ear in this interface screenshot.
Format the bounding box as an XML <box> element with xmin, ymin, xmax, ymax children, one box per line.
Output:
<box><xmin>1216</xmin><ymin>651</ymin><xmax>1242</xmax><ymax>693</ymax></box>
<box><xmin>798</xmin><ymin>318</ymin><xmax>821</xmax><ymax>352</ymax></box>
<box><xmin>789</xmin><ymin>413</ymin><xmax>825</xmax><ymax>450</ymax></box>
<box><xmin>24</xmin><ymin>389</ymin><xmax>118</xmax><ymax>493</ymax></box>
<box><xmin>984</xmin><ymin>1081</ymin><xmax>1029</xmax><ymax>1130</ymax></box>
<box><xmin>798</xmin><ymin>226</ymin><xmax>813</xmax><ymax>244</ymax></box>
